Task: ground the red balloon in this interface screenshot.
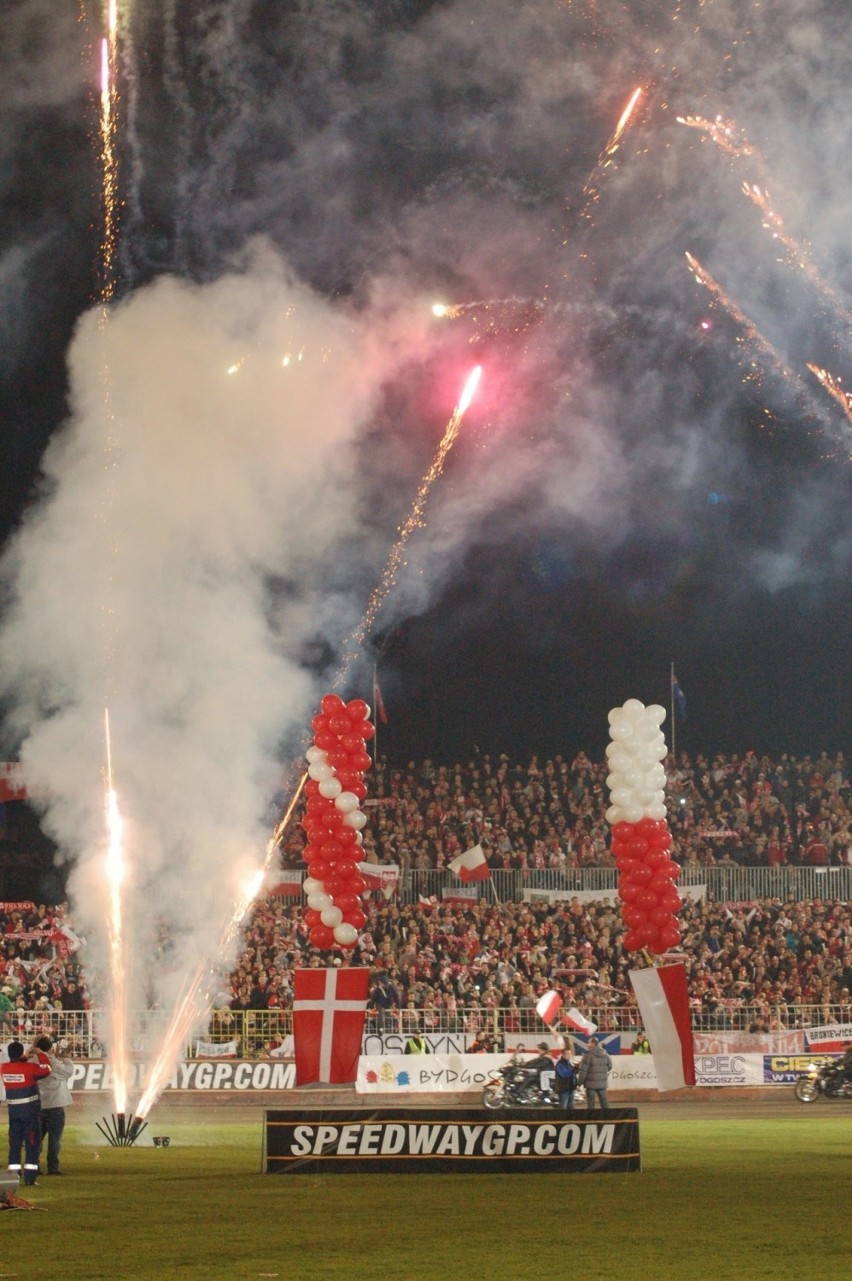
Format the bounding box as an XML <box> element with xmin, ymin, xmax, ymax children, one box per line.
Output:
<box><xmin>306</xmin><ymin>795</ymin><xmax>331</xmax><ymax>815</ymax></box>
<box><xmin>627</xmin><ymin>837</ymin><xmax>649</xmax><ymax>857</ymax></box>
<box><xmin>329</xmin><ymin>714</ymin><xmax>352</xmax><ymax>736</ymax></box>
<box><xmin>636</xmin><ymin>889</ymin><xmax>658</xmax><ymax>911</ymax></box>
<box><xmin>336</xmin><ymin>859</ymin><xmax>359</xmax><ymax>880</ymax></box>
<box><xmin>630</xmin><ymin>864</ymin><xmax>653</xmax><ymax>885</ymax></box>
<box><xmin>348</xmin><ymin>874</ymin><xmax>368</xmax><ymax>895</ymax></box>
<box><xmin>306</xmin><ymin>859</ymin><xmax>331</xmax><ymax>882</ymax></box>
<box><xmin>618</xmin><ymin>880</ymin><xmax>641</xmax><ymax>902</ymax></box>
<box><xmin>302</xmin><ymin>844</ymin><xmax>324</xmax><ymax>864</ymax></box>
<box><xmin>320</xmin><ymin>840</ymin><xmax>345</xmax><ymax>863</ymax></box>
<box><xmin>343</xmin><ymin>908</ymin><xmax>367</xmax><ymax>931</ymax></box>
<box><xmin>623</xmin><ymin>929</ymin><xmax>644</xmax><ymax>952</ymax></box>
<box><xmin>648</xmin><ymin>830</ymin><xmax>673</xmax><ymax>852</ymax></box>
<box><xmin>636</xmin><ymin>817</ymin><xmax>660</xmax><ymax>837</ymax></box>
<box><xmin>616</xmin><ymin>855</ymin><xmax>638</xmax><ymax>875</ymax></box>
<box><xmin>324</xmin><ymin>876</ymin><xmax>345</xmax><ymax>898</ymax></box>
<box><xmin>336</xmin><ymin>771</ymin><xmax>363</xmax><ymax>791</ymax></box>
<box><xmin>662</xmin><ymin>859</ymin><xmax>682</xmax><ymax>879</ymax></box>
<box><xmin>321</xmin><ymin>693</ymin><xmax>346</xmax><ymax>718</ymax></box>
<box><xmin>336</xmin><ymin>827</ymin><xmax>358</xmax><ymax>847</ymax></box>
<box><xmin>335</xmin><ymin>892</ymin><xmax>360</xmax><ymax>914</ymax></box>
<box><xmin>346</xmin><ymin>699</ymin><xmax>370</xmax><ymax>721</ymax></box>
<box><xmin>314</xmin><ymin>731</ymin><xmax>339</xmax><ymax>751</ymax></box>
<box><xmin>649</xmin><ymin>871</ymin><xmax>676</xmax><ymax>895</ymax></box>
<box><xmin>304</xmin><ymin>779</ymin><xmax>321</xmax><ymax>797</ymax></box>
<box><xmin>349</xmin><ymin>750</ymin><xmax>373</xmax><ymax>772</ymax></box>
<box><xmin>613</xmin><ymin>822</ymin><xmax>635</xmax><ymax>842</ymax></box>
<box><xmin>645</xmin><ymin>847</ymin><xmax>670</xmax><ymax>870</ymax></box>
<box><xmin>659</xmin><ymin>923</ymin><xmax>682</xmax><ymax>950</ymax></box>
<box><xmin>341</xmin><ymin>732</ymin><xmax>367</xmax><ymax>752</ymax></box>
<box><xmin>349</xmin><ymin>781</ymin><xmax>368</xmax><ymax>801</ymax></box>
<box><xmin>322</xmin><ymin>810</ymin><xmax>345</xmax><ymax>831</ymax></box>
<box><xmin>309</xmin><ymin>924</ymin><xmax>336</xmax><ymax>949</ymax></box>
<box><xmin>311</xmin><ymin>714</ymin><xmax>330</xmax><ymax>734</ymax></box>
<box><xmin>651</xmin><ymin>906</ymin><xmax>675</xmax><ymax>927</ymax></box>
<box><xmin>658</xmin><ymin>893</ymin><xmax>683</xmax><ymax>914</ymax></box>
<box><xmin>355</xmin><ymin>720</ymin><xmax>375</xmax><ymax>741</ymax></box>
<box><xmin>622</xmin><ymin>904</ymin><xmax>646</xmax><ymax>929</ymax></box>
<box><xmin>304</xmin><ymin>909</ymin><xmax>323</xmax><ymax>929</ymax></box>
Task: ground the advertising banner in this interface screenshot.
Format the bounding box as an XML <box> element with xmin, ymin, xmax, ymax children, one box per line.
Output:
<box><xmin>264</xmin><ymin>1108</ymin><xmax>641</xmax><ymax>1174</ymax></box>
<box><xmin>762</xmin><ymin>1052</ymin><xmax>841</xmax><ymax>1084</ymax></box>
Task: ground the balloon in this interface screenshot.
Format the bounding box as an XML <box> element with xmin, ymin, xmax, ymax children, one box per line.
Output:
<box><xmin>334</xmin><ymin>922</ymin><xmax>359</xmax><ymax>947</ymax></box>
<box><xmin>323</xmin><ymin>875</ymin><xmax>345</xmax><ymax>898</ymax></box>
<box><xmin>636</xmin><ymin>889</ymin><xmax>658</xmax><ymax>911</ymax></box>
<box><xmin>321</xmin><ymin>693</ymin><xmax>346</xmax><ymax>717</ymax></box>
<box><xmin>307</xmin><ymin>890</ymin><xmax>332</xmax><ymax>911</ymax></box>
<box><xmin>321</xmin><ymin>905</ymin><xmax>343</xmax><ymax>928</ymax></box>
<box><xmin>646</xmin><ymin>703</ymin><xmax>666</xmax><ymax>724</ymax></box>
<box><xmin>617</xmin><ymin>880</ymin><xmax>641</xmax><ymax>902</ymax></box>
<box><xmin>310</xmin><ymin>714</ymin><xmax>330</xmax><ymax>734</ymax></box>
<box><xmin>320</xmin><ymin>840</ymin><xmax>345</xmax><ymax>863</ymax></box>
<box><xmin>336</xmin><ymin>826</ymin><xmax>358</xmax><ymax>846</ymax></box>
<box><xmin>651</xmin><ymin>906</ymin><xmax>675</xmax><ymax>927</ymax></box>
<box><xmin>302</xmin><ymin>876</ymin><xmax>322</xmax><ymax>895</ymax></box>
<box><xmin>335</xmin><ymin>892</ymin><xmax>360</xmax><ymax>913</ymax></box>
<box><xmin>623</xmin><ymin>804</ymin><xmax>644</xmax><ymax>823</ymax></box>
<box><xmin>343</xmin><ymin>810</ymin><xmax>367</xmax><ymax>829</ymax></box>
<box><xmin>308</xmin><ymin>762</ymin><xmax>333</xmax><ymax>782</ymax></box>
<box><xmin>319</xmin><ymin>777</ymin><xmax>342</xmax><ymax>799</ymax></box>
<box><xmin>329</xmin><ymin>714</ymin><xmax>352</xmax><ymax>736</ymax></box>
<box><xmin>627</xmin><ymin>836</ymin><xmax>649</xmax><ymax>857</ymax></box>
<box><xmin>327</xmin><ymin>748</ymin><xmax>351</xmax><ymax>770</ymax></box>
<box><xmin>659</xmin><ymin>923</ymin><xmax>682</xmax><ymax>950</ymax></box>
<box><xmin>304</xmin><ymin>779</ymin><xmax>321</xmax><ymax>797</ymax></box>
<box><xmin>605</xmin><ymin>805</ymin><xmax>624</xmax><ymax>826</ymax></box>
<box><xmin>613</xmin><ymin>822</ymin><xmax>635</xmax><ymax>842</ymax></box>
<box><xmin>306</xmin><ymin>745</ymin><xmax>327</xmax><ymax>764</ymax></box>
<box><xmin>622</xmin><ymin>904</ymin><xmax>646</xmax><ymax>929</ymax></box>
<box><xmin>309</xmin><ymin>924</ymin><xmax>336</xmax><ymax>949</ymax></box>
<box><xmin>304</xmin><ymin>909</ymin><xmax>323</xmax><ymax>929</ymax></box>
<box><xmin>350</xmin><ymin>781</ymin><xmax>368</xmax><ymax>800</ymax></box>
<box><xmin>346</xmin><ymin>699</ymin><xmax>370</xmax><ymax>721</ymax></box>
<box><xmin>623</xmin><ymin>929</ymin><xmax>643</xmax><ymax>952</ymax></box>
<box><xmin>629</xmin><ymin>864</ymin><xmax>653</xmax><ymax>885</ymax></box>
<box><xmin>646</xmin><ymin>803</ymin><xmax>668</xmax><ymax>820</ymax></box>
<box><xmin>609</xmin><ymin>722</ymin><xmax>635</xmax><ymax>742</ymax></box>
<box><xmin>314</xmin><ymin>731</ymin><xmax>339</xmax><ymax>752</ymax></box>
<box><xmin>348</xmin><ymin>750</ymin><xmax>373</xmax><ymax>772</ymax></box>
<box><xmin>609</xmin><ymin>787</ymin><xmax>634</xmax><ymax>809</ymax></box>
<box><xmin>354</xmin><ymin>720</ymin><xmax>375</xmax><ymax>741</ymax></box>
<box><xmin>622</xmin><ymin>698</ymin><xmax>645</xmax><ymax>717</ymax></box>
<box><xmin>336</xmin><ymin>859</ymin><xmax>359</xmax><ymax>880</ymax></box>
<box><xmin>348</xmin><ymin>874</ymin><xmax>367</xmax><ymax>895</ymax></box>
<box><xmin>321</xmin><ymin>809</ymin><xmax>344</xmax><ymax>831</ymax></box>
<box><xmin>336</xmin><ymin>770</ymin><xmax>363</xmax><ymax>790</ymax></box>
<box><xmin>343</xmin><ymin>908</ymin><xmax>367</xmax><ymax>931</ymax></box>
<box><xmin>341</xmin><ymin>732</ymin><xmax>366</xmax><ymax>752</ymax></box>
<box><xmin>305</xmin><ymin>859</ymin><xmax>331</xmax><ymax>882</ymax></box>
<box><xmin>334</xmin><ymin>791</ymin><xmax>360</xmax><ymax>813</ymax></box>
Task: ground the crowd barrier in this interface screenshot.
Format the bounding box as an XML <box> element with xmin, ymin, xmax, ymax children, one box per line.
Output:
<box><xmin>4</xmin><ymin>1002</ymin><xmax>845</xmax><ymax>1061</ymax></box>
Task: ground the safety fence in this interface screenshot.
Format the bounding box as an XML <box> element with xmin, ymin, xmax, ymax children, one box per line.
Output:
<box><xmin>3</xmin><ymin>1002</ymin><xmax>841</xmax><ymax>1061</ymax></box>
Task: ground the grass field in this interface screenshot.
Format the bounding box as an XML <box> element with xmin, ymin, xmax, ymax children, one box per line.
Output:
<box><xmin>1</xmin><ymin>1111</ymin><xmax>848</xmax><ymax>1281</ymax></box>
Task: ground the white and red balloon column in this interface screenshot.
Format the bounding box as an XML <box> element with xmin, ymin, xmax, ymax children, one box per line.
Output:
<box><xmin>605</xmin><ymin>699</ymin><xmax>682</xmax><ymax>956</ymax></box>
<box><xmin>300</xmin><ymin>694</ymin><xmax>373</xmax><ymax>951</ymax></box>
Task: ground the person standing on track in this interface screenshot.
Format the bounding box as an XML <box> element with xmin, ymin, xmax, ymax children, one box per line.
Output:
<box><xmin>577</xmin><ymin>1036</ymin><xmax>612</xmax><ymax>1114</ymax></box>
<box><xmin>35</xmin><ymin>1035</ymin><xmax>74</xmax><ymax>1175</ymax></box>
<box><xmin>1</xmin><ymin>1040</ymin><xmax>52</xmax><ymax>1186</ymax></box>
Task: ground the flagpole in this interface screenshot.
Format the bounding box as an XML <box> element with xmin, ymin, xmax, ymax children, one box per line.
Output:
<box><xmin>372</xmin><ymin>662</ymin><xmax>379</xmax><ymax>769</ymax></box>
<box><xmin>670</xmin><ymin>660</ymin><xmax>676</xmax><ymax>761</ymax></box>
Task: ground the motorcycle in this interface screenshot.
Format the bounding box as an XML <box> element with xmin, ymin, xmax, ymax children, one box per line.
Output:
<box><xmin>482</xmin><ymin>1058</ymin><xmax>584</xmax><ymax>1109</ymax></box>
<box><xmin>794</xmin><ymin>1061</ymin><xmax>852</xmax><ymax>1103</ymax></box>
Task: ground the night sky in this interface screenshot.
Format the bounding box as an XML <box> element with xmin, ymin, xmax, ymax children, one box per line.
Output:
<box><xmin>1</xmin><ymin>0</ymin><xmax>849</xmax><ymax>798</ymax></box>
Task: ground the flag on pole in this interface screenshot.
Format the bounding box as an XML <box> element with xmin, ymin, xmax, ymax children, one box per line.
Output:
<box><xmin>448</xmin><ymin>843</ymin><xmax>490</xmax><ymax>883</ymax></box>
<box><xmin>372</xmin><ymin>672</ymin><xmax>389</xmax><ymax>725</ymax></box>
<box><xmin>562</xmin><ymin>1007</ymin><xmax>598</xmax><ymax>1036</ymax></box>
<box><xmin>267</xmin><ymin>869</ymin><xmax>303</xmax><ymax>897</ymax></box>
<box><xmin>293</xmin><ymin>967</ymin><xmax>370</xmax><ymax>1085</ymax></box>
<box><xmin>671</xmin><ymin>670</ymin><xmax>687</xmax><ymax>720</ymax></box>
<box><xmin>629</xmin><ymin>963</ymin><xmax>696</xmax><ymax>1091</ymax></box>
<box><xmin>536</xmin><ymin>990</ymin><xmax>563</xmax><ymax>1026</ymax></box>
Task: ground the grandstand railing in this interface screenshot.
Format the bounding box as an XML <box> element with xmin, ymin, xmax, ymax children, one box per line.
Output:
<box><xmin>402</xmin><ymin>865</ymin><xmax>852</xmax><ymax>903</ymax></box>
<box><xmin>3</xmin><ymin>1001</ymin><xmax>844</xmax><ymax>1061</ymax></box>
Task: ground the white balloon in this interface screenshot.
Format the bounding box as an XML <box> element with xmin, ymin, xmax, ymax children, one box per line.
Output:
<box><xmin>319</xmin><ymin>777</ymin><xmax>342</xmax><ymax>799</ymax></box>
<box><xmin>334</xmin><ymin>922</ymin><xmax>359</xmax><ymax>946</ymax></box>
<box><xmin>321</xmin><ymin>905</ymin><xmax>343</xmax><ymax>928</ymax></box>
<box><xmin>308</xmin><ymin>762</ymin><xmax>333</xmax><ymax>782</ymax></box>
<box><xmin>355</xmin><ymin>831</ymin><xmax>364</xmax><ymax>845</ymax></box>
<box><xmin>646</xmin><ymin>802</ymin><xmax>668</xmax><ymax>820</ymax></box>
<box><xmin>609</xmin><ymin>722</ymin><xmax>635</xmax><ymax>742</ymax></box>
<box><xmin>622</xmin><ymin>698</ymin><xmax>645</xmax><ymax>718</ymax></box>
<box><xmin>610</xmin><ymin>787</ymin><xmax>633</xmax><ymax>808</ymax></box>
<box><xmin>302</xmin><ymin>877</ymin><xmax>321</xmax><ymax>895</ymax></box>
<box><xmin>343</xmin><ymin>810</ymin><xmax>368</xmax><ymax>830</ymax></box>
<box><xmin>334</xmin><ymin>791</ymin><xmax>360</xmax><ymax>813</ymax></box>
<box><xmin>607</xmin><ymin>752</ymin><xmax>631</xmax><ymax>774</ymax></box>
<box><xmin>605</xmin><ymin>804</ymin><xmax>624</xmax><ymax>826</ymax></box>
<box><xmin>646</xmin><ymin>703</ymin><xmax>666</xmax><ymax>725</ymax></box>
<box><xmin>623</xmin><ymin>803</ymin><xmax>644</xmax><ymax>824</ymax></box>
<box><xmin>306</xmin><ymin>746</ymin><xmax>327</xmax><ymax>764</ymax></box>
<box><xmin>307</xmin><ymin>891</ymin><xmax>331</xmax><ymax>911</ymax></box>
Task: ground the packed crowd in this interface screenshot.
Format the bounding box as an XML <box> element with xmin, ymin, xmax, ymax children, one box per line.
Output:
<box><xmin>278</xmin><ymin>748</ymin><xmax>850</xmax><ymax>873</ymax></box>
<box><xmin>228</xmin><ymin>893</ymin><xmax>852</xmax><ymax>1038</ymax></box>
<box><xmin>0</xmin><ymin>902</ymin><xmax>89</xmax><ymax>1047</ymax></box>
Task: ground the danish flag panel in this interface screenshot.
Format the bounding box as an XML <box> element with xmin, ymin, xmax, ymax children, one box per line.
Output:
<box><xmin>293</xmin><ymin>967</ymin><xmax>370</xmax><ymax>1086</ymax></box>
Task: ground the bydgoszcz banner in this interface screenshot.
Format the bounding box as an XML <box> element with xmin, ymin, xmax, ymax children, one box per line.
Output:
<box><xmin>264</xmin><ymin>1108</ymin><xmax>641</xmax><ymax>1174</ymax></box>
<box><xmin>629</xmin><ymin>963</ymin><xmax>696</xmax><ymax>1091</ymax></box>
<box><xmin>293</xmin><ymin>967</ymin><xmax>369</xmax><ymax>1085</ymax></box>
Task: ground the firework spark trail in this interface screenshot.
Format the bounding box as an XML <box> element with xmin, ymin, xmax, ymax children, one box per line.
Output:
<box><xmin>99</xmin><ymin>1</ymin><xmax>120</xmax><ymax>304</ymax></box>
<box><xmin>133</xmin><ymin>773</ymin><xmax>308</xmax><ymax>1120</ymax></box>
<box><xmin>676</xmin><ymin>114</ymin><xmax>763</xmax><ymax>165</ymax></box>
<box><xmin>344</xmin><ymin>365</ymin><xmax>482</xmax><ymax>665</ymax></box>
<box><xmin>576</xmin><ymin>86</ymin><xmax>643</xmax><ymax>227</ymax></box>
<box><xmin>806</xmin><ymin>364</ymin><xmax>852</xmax><ymax>430</ymax></box>
<box><xmin>685</xmin><ymin>252</ymin><xmax>848</xmax><ymax>451</ymax></box>
<box><xmin>103</xmin><ymin>708</ymin><xmax>131</xmax><ymax>1116</ymax></box>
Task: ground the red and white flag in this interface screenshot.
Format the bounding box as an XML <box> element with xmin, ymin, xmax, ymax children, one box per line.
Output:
<box><xmin>629</xmin><ymin>963</ymin><xmax>696</xmax><ymax>1091</ymax></box>
<box><xmin>268</xmin><ymin>869</ymin><xmax>303</xmax><ymax>897</ymax></box>
<box><xmin>293</xmin><ymin>967</ymin><xmax>370</xmax><ymax>1085</ymax></box>
<box><xmin>562</xmin><ymin>1007</ymin><xmax>598</xmax><ymax>1035</ymax></box>
<box><xmin>357</xmin><ymin>863</ymin><xmax>400</xmax><ymax>896</ymax></box>
<box><xmin>536</xmin><ymin>990</ymin><xmax>563</xmax><ymax>1026</ymax></box>
<box><xmin>448</xmin><ymin>843</ymin><xmax>490</xmax><ymax>883</ymax></box>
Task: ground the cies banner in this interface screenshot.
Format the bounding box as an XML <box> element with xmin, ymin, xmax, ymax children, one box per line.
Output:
<box><xmin>264</xmin><ymin>1108</ymin><xmax>641</xmax><ymax>1174</ymax></box>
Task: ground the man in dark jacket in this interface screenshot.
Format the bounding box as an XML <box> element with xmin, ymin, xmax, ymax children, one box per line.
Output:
<box><xmin>577</xmin><ymin>1036</ymin><xmax>612</xmax><ymax>1113</ymax></box>
<box><xmin>554</xmin><ymin>1047</ymin><xmax>577</xmax><ymax>1110</ymax></box>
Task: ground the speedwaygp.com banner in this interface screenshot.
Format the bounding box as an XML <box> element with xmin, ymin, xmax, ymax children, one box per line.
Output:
<box><xmin>264</xmin><ymin>1108</ymin><xmax>641</xmax><ymax>1174</ymax></box>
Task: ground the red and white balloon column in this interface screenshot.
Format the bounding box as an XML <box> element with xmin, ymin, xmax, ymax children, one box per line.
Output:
<box><xmin>605</xmin><ymin>698</ymin><xmax>682</xmax><ymax>956</ymax></box>
<box><xmin>300</xmin><ymin>693</ymin><xmax>373</xmax><ymax>951</ymax></box>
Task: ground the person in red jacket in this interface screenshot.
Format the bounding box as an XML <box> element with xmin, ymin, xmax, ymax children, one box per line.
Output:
<box><xmin>1</xmin><ymin>1041</ymin><xmax>51</xmax><ymax>1186</ymax></box>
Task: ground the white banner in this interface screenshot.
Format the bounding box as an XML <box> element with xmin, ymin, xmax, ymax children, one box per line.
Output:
<box><xmin>357</xmin><ymin>1053</ymin><xmax>508</xmax><ymax>1094</ymax></box>
<box><xmin>65</xmin><ymin>1060</ymin><xmax>296</xmax><ymax>1092</ymax></box>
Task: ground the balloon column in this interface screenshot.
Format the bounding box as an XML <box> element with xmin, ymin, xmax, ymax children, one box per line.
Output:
<box><xmin>605</xmin><ymin>699</ymin><xmax>682</xmax><ymax>956</ymax></box>
<box><xmin>300</xmin><ymin>694</ymin><xmax>373</xmax><ymax>951</ymax></box>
